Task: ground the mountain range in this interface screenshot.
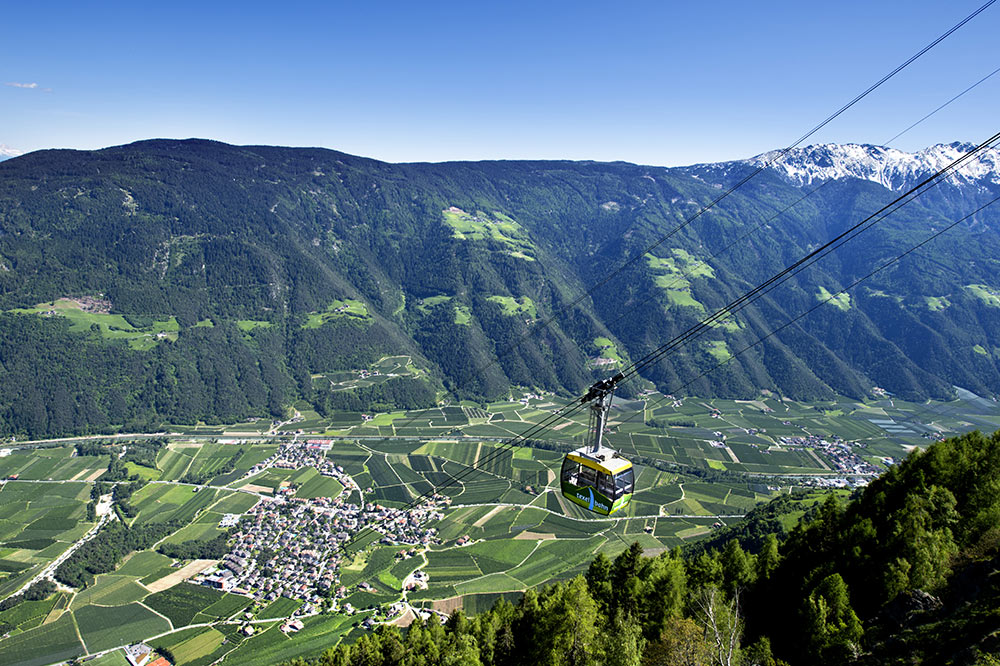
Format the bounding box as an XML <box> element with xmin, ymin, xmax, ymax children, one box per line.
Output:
<box><xmin>1</xmin><ymin>138</ymin><xmax>999</xmax><ymax>438</ymax></box>
<box><xmin>719</xmin><ymin>141</ymin><xmax>1000</xmax><ymax>191</ymax></box>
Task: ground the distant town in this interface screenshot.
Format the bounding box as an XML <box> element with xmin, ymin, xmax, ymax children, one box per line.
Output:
<box><xmin>194</xmin><ymin>441</ymin><xmax>444</xmax><ymax>619</ymax></box>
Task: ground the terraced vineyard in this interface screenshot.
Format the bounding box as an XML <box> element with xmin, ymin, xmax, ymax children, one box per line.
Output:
<box><xmin>1</xmin><ymin>388</ymin><xmax>999</xmax><ymax>666</ymax></box>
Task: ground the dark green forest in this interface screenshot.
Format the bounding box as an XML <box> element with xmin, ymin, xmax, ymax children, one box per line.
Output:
<box><xmin>1</xmin><ymin>140</ymin><xmax>1000</xmax><ymax>438</ymax></box>
<box><xmin>277</xmin><ymin>430</ymin><xmax>1000</xmax><ymax>666</ymax></box>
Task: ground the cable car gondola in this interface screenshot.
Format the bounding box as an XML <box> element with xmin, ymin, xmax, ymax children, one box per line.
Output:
<box><xmin>560</xmin><ymin>373</ymin><xmax>634</xmax><ymax>515</ymax></box>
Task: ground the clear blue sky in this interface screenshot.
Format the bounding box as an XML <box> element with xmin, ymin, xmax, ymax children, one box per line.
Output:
<box><xmin>2</xmin><ymin>0</ymin><xmax>997</xmax><ymax>166</ymax></box>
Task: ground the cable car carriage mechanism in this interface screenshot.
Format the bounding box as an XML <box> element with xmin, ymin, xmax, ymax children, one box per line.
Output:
<box><xmin>560</xmin><ymin>373</ymin><xmax>634</xmax><ymax>515</ymax></box>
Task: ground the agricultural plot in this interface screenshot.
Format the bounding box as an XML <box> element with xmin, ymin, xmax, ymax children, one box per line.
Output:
<box><xmin>157</xmin><ymin>447</ymin><xmax>197</xmax><ymax>481</ymax></box>
<box><xmin>117</xmin><ymin>550</ymin><xmax>174</xmax><ymax>576</ymax></box>
<box><xmin>150</xmin><ymin>624</ymin><xmax>243</xmax><ymax>666</ymax></box>
<box><xmin>144</xmin><ymin>584</ymin><xmax>228</xmax><ymax>626</ymax></box>
<box><xmin>235</xmin><ymin>466</ymin><xmax>314</xmax><ymax>493</ymax></box>
<box><xmin>219</xmin><ymin>613</ymin><xmax>360</xmax><ymax>666</ymax></box>
<box><xmin>196</xmin><ymin>592</ymin><xmax>253</xmax><ymax>622</ymax></box>
<box><xmin>340</xmin><ymin>547</ymin><xmax>399</xmax><ymax>588</ymax></box>
<box><xmin>0</xmin><ymin>447</ymin><xmax>107</xmax><ymax>482</ymax></box>
<box><xmin>507</xmin><ymin>536</ymin><xmax>606</xmax><ymax>587</ymax></box>
<box><xmin>75</xmin><ymin>603</ymin><xmax>171</xmax><ymax>653</ymax></box>
<box><xmin>131</xmin><ymin>485</ymin><xmax>219</xmax><ymax>524</ymax></box>
<box><xmin>0</xmin><ymin>594</ymin><xmax>63</xmax><ymax>633</ymax></box>
<box><xmin>0</xmin><ymin>483</ymin><xmax>92</xmax><ymax>596</ymax></box>
<box><xmin>259</xmin><ymin>596</ymin><xmax>301</xmax><ymax>619</ymax></box>
<box><xmin>294</xmin><ymin>468</ymin><xmax>345</xmax><ymax>499</ymax></box>
<box><xmin>158</xmin><ymin>520</ymin><xmax>225</xmax><ymax>547</ymax></box>
<box><xmin>0</xmin><ymin>613</ymin><xmax>84</xmax><ymax>666</ymax></box>
<box><xmin>168</xmin><ymin>627</ymin><xmax>226</xmax><ymax>664</ymax></box>
<box><xmin>208</xmin><ymin>491</ymin><xmax>260</xmax><ymax>515</ymax></box>
<box><xmin>70</xmin><ymin>575</ymin><xmax>148</xmax><ymax>609</ymax></box>
<box><xmin>148</xmin><ymin>625</ymin><xmax>210</xmax><ymax>654</ymax></box>
<box><xmin>86</xmin><ymin>650</ymin><xmax>131</xmax><ymax>666</ymax></box>
<box><xmin>187</xmin><ymin>444</ymin><xmax>244</xmax><ymax>481</ymax></box>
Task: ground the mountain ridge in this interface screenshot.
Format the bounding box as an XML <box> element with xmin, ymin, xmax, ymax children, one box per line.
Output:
<box><xmin>1</xmin><ymin>138</ymin><xmax>999</xmax><ymax>438</ymax></box>
<box><xmin>688</xmin><ymin>140</ymin><xmax>1000</xmax><ymax>192</ymax></box>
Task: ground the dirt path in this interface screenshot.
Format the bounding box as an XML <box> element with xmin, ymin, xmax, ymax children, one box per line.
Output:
<box><xmin>513</xmin><ymin>531</ymin><xmax>555</xmax><ymax>540</ymax></box>
<box><xmin>807</xmin><ymin>449</ymin><xmax>831</xmax><ymax>471</ymax></box>
<box><xmin>145</xmin><ymin>559</ymin><xmax>218</xmax><ymax>593</ymax></box>
<box><xmin>473</xmin><ymin>505</ymin><xmax>505</xmax><ymax>527</ymax></box>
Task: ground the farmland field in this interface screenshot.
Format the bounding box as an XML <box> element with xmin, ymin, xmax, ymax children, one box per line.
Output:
<box><xmin>169</xmin><ymin>627</ymin><xmax>226</xmax><ymax>663</ymax></box>
<box><xmin>294</xmin><ymin>468</ymin><xmax>345</xmax><ymax>498</ymax></box>
<box><xmin>220</xmin><ymin>614</ymin><xmax>360</xmax><ymax>666</ymax></box>
<box><xmin>0</xmin><ymin>613</ymin><xmax>84</xmax><ymax>666</ymax></box>
<box><xmin>75</xmin><ymin>603</ymin><xmax>172</xmax><ymax>652</ymax></box>
<box><xmin>1</xmin><ymin>388</ymin><xmax>998</xmax><ymax>666</ymax></box>
<box><xmin>144</xmin><ymin>584</ymin><xmax>228</xmax><ymax>626</ymax></box>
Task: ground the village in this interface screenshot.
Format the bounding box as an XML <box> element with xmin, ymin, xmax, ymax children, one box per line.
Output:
<box><xmin>195</xmin><ymin>440</ymin><xmax>446</xmax><ymax>614</ymax></box>
<box><xmin>776</xmin><ymin>433</ymin><xmax>884</xmax><ymax>487</ymax></box>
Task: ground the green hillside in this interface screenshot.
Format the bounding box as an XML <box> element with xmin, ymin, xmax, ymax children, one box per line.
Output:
<box><xmin>1</xmin><ymin>140</ymin><xmax>999</xmax><ymax>438</ymax></box>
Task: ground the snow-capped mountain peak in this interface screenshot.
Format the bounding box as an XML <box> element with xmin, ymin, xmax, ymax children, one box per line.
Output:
<box><xmin>745</xmin><ymin>141</ymin><xmax>1000</xmax><ymax>191</ymax></box>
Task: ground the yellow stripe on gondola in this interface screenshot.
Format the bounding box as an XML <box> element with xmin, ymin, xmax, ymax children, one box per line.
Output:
<box><xmin>565</xmin><ymin>452</ymin><xmax>633</xmax><ymax>475</ymax></box>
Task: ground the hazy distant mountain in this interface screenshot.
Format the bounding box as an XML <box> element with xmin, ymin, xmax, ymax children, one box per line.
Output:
<box><xmin>0</xmin><ymin>145</ymin><xmax>21</xmax><ymax>162</ymax></box>
<box><xmin>1</xmin><ymin>139</ymin><xmax>999</xmax><ymax>437</ymax></box>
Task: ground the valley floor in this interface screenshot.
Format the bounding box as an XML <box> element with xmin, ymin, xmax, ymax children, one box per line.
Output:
<box><xmin>2</xmin><ymin>389</ymin><xmax>999</xmax><ymax>666</ymax></box>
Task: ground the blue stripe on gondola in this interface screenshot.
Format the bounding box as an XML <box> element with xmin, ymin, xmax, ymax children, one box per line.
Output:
<box><xmin>588</xmin><ymin>487</ymin><xmax>595</xmax><ymax>511</ymax></box>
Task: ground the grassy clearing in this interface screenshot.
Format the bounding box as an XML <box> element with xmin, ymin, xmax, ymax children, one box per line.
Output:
<box><xmin>453</xmin><ymin>304</ymin><xmax>472</xmax><ymax>326</ymax></box>
<box><xmin>925</xmin><ymin>295</ymin><xmax>951</xmax><ymax>311</ymax></box>
<box><xmin>9</xmin><ymin>299</ymin><xmax>180</xmax><ymax>350</ymax></box>
<box><xmin>237</xmin><ymin>320</ymin><xmax>272</xmax><ymax>331</ymax></box>
<box><xmin>302</xmin><ymin>299</ymin><xmax>370</xmax><ymax>328</ymax></box>
<box><xmin>593</xmin><ymin>337</ymin><xmax>624</xmax><ymax>364</ymax></box>
<box><xmin>703</xmin><ymin>340</ymin><xmax>732</xmax><ymax>363</ymax></box>
<box><xmin>442</xmin><ymin>208</ymin><xmax>535</xmax><ymax>261</ymax></box>
<box><xmin>816</xmin><ymin>286</ymin><xmax>851</xmax><ymax>311</ymax></box>
<box><xmin>645</xmin><ymin>249</ymin><xmax>715</xmax><ymax>311</ymax></box>
<box><xmin>965</xmin><ymin>284</ymin><xmax>1000</xmax><ymax>307</ymax></box>
<box><xmin>487</xmin><ymin>296</ymin><xmax>537</xmax><ymax>318</ymax></box>
<box><xmin>416</xmin><ymin>295</ymin><xmax>452</xmax><ymax>313</ymax></box>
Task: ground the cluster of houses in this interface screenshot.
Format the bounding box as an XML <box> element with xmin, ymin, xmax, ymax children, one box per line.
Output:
<box><xmin>244</xmin><ymin>440</ymin><xmax>358</xmax><ymax>494</ymax></box>
<box><xmin>123</xmin><ymin>643</ymin><xmax>170</xmax><ymax>666</ymax></box>
<box><xmin>200</xmin><ymin>440</ymin><xmax>444</xmax><ymax>608</ymax></box>
<box><xmin>778</xmin><ymin>434</ymin><xmax>882</xmax><ymax>485</ymax></box>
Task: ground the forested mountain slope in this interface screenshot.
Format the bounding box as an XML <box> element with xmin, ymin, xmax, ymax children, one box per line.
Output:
<box><xmin>1</xmin><ymin>139</ymin><xmax>999</xmax><ymax>437</ymax></box>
